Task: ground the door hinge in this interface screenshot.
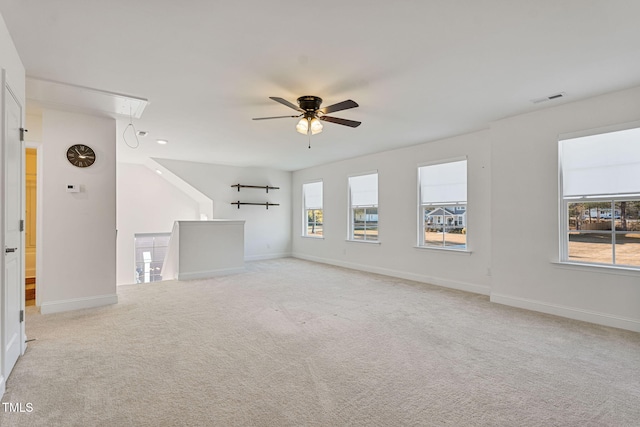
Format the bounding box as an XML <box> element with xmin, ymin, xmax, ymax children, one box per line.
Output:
<box><xmin>20</xmin><ymin>219</ymin><xmax>24</xmax><ymax>232</ymax></box>
<box><xmin>19</xmin><ymin>127</ymin><xmax>27</xmax><ymax>142</ymax></box>
<box><xmin>20</xmin><ymin>310</ymin><xmax>24</xmax><ymax>323</ymax></box>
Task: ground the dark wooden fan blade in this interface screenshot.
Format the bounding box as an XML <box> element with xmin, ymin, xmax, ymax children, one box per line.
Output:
<box><xmin>319</xmin><ymin>116</ymin><xmax>361</xmax><ymax>128</ymax></box>
<box><xmin>319</xmin><ymin>99</ymin><xmax>359</xmax><ymax>114</ymax></box>
<box><xmin>252</xmin><ymin>115</ymin><xmax>301</xmax><ymax>120</ymax></box>
<box><xmin>269</xmin><ymin>97</ymin><xmax>303</xmax><ymax>112</ymax></box>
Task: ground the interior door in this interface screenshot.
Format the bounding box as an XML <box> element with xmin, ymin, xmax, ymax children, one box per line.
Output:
<box><xmin>3</xmin><ymin>72</ymin><xmax>24</xmax><ymax>378</ymax></box>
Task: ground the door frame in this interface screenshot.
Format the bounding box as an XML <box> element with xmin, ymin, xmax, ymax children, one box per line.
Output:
<box><xmin>25</xmin><ymin>141</ymin><xmax>43</xmax><ymax>307</ymax></box>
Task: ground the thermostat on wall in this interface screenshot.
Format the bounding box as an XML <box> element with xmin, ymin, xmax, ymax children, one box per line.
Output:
<box><xmin>66</xmin><ymin>184</ymin><xmax>80</xmax><ymax>193</ymax></box>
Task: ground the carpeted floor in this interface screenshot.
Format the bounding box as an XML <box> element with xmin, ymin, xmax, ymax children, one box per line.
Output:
<box><xmin>1</xmin><ymin>258</ymin><xmax>639</xmax><ymax>426</ymax></box>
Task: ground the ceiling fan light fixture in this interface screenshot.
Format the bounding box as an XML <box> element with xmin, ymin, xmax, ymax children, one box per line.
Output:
<box><xmin>309</xmin><ymin>117</ymin><xmax>323</xmax><ymax>135</ymax></box>
<box><xmin>296</xmin><ymin>116</ymin><xmax>323</xmax><ymax>135</ymax></box>
<box><xmin>296</xmin><ymin>117</ymin><xmax>309</xmax><ymax>134</ymax></box>
<box><xmin>255</xmin><ymin>96</ymin><xmax>360</xmax><ymax>139</ymax></box>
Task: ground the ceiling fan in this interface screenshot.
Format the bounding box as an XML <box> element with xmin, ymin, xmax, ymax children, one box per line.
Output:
<box><xmin>253</xmin><ymin>96</ymin><xmax>361</xmax><ymax>137</ymax></box>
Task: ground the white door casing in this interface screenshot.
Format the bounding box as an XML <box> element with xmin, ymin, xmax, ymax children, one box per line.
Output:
<box><xmin>2</xmin><ymin>70</ymin><xmax>25</xmax><ymax>381</ymax></box>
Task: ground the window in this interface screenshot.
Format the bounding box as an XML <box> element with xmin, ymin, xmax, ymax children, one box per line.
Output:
<box><xmin>134</xmin><ymin>233</ymin><xmax>171</xmax><ymax>283</ymax></box>
<box><xmin>303</xmin><ymin>181</ymin><xmax>323</xmax><ymax>237</ymax></box>
<box><xmin>560</xmin><ymin>126</ymin><xmax>640</xmax><ymax>268</ymax></box>
<box><xmin>348</xmin><ymin>173</ymin><xmax>378</xmax><ymax>241</ymax></box>
<box><xmin>418</xmin><ymin>159</ymin><xmax>467</xmax><ymax>249</ymax></box>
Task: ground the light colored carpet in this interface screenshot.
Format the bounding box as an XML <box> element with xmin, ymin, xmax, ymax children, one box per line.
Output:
<box><xmin>1</xmin><ymin>258</ymin><xmax>638</xmax><ymax>426</ymax></box>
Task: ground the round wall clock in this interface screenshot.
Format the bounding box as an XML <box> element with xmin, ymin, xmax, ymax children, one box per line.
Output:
<box><xmin>66</xmin><ymin>144</ymin><xmax>96</xmax><ymax>168</ymax></box>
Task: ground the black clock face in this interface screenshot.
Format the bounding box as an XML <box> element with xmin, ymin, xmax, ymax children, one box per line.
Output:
<box><xmin>66</xmin><ymin>144</ymin><xmax>96</xmax><ymax>168</ymax></box>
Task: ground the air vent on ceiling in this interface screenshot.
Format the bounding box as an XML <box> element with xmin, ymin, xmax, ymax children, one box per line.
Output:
<box><xmin>531</xmin><ymin>92</ymin><xmax>566</xmax><ymax>104</ymax></box>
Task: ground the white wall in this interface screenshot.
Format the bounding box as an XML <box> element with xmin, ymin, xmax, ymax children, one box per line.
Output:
<box><xmin>116</xmin><ymin>162</ymin><xmax>201</xmax><ymax>285</ymax></box>
<box><xmin>490</xmin><ymin>85</ymin><xmax>640</xmax><ymax>331</ymax></box>
<box><xmin>163</xmin><ymin>220</ymin><xmax>245</xmax><ymax>280</ymax></box>
<box><xmin>292</xmin><ymin>130</ymin><xmax>492</xmax><ymax>295</ymax></box>
<box><xmin>154</xmin><ymin>158</ymin><xmax>292</xmax><ymax>260</ymax></box>
<box><xmin>292</xmin><ymin>85</ymin><xmax>640</xmax><ymax>332</ymax></box>
<box><xmin>0</xmin><ymin>13</ymin><xmax>25</xmax><ymax>108</ymax></box>
<box><xmin>40</xmin><ymin>109</ymin><xmax>117</xmax><ymax>313</ymax></box>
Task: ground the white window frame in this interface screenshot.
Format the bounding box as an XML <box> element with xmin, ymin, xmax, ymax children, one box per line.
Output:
<box><xmin>302</xmin><ymin>180</ymin><xmax>323</xmax><ymax>238</ymax></box>
<box><xmin>348</xmin><ymin>171</ymin><xmax>379</xmax><ymax>242</ymax></box>
<box><xmin>559</xmin><ymin>121</ymin><xmax>640</xmax><ymax>270</ymax></box>
<box><xmin>417</xmin><ymin>158</ymin><xmax>468</xmax><ymax>251</ymax></box>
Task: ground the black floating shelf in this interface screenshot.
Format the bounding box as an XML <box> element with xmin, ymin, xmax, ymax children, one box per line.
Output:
<box><xmin>231</xmin><ymin>184</ymin><xmax>280</xmax><ymax>193</ymax></box>
<box><xmin>231</xmin><ymin>201</ymin><xmax>280</xmax><ymax>210</ymax></box>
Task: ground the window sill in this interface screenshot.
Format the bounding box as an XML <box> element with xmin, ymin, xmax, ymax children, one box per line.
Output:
<box><xmin>301</xmin><ymin>235</ymin><xmax>324</xmax><ymax>240</ymax></box>
<box><xmin>552</xmin><ymin>261</ymin><xmax>640</xmax><ymax>276</ymax></box>
<box><xmin>346</xmin><ymin>239</ymin><xmax>381</xmax><ymax>245</ymax></box>
<box><xmin>414</xmin><ymin>246</ymin><xmax>472</xmax><ymax>255</ymax></box>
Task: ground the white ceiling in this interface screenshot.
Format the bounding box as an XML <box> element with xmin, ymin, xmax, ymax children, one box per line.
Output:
<box><xmin>2</xmin><ymin>1</ymin><xmax>640</xmax><ymax>171</ymax></box>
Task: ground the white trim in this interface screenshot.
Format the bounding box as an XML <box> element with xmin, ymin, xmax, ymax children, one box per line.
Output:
<box><xmin>0</xmin><ymin>375</ymin><xmax>5</xmax><ymax>399</ymax></box>
<box><xmin>244</xmin><ymin>252</ymin><xmax>291</xmax><ymax>261</ymax></box>
<box><xmin>558</xmin><ymin>140</ymin><xmax>566</xmax><ymax>261</ymax></box>
<box><xmin>300</xmin><ymin>235</ymin><xmax>324</xmax><ymax>240</ymax></box>
<box><xmin>177</xmin><ymin>267</ymin><xmax>246</xmax><ymax>280</ymax></box>
<box><xmin>552</xmin><ymin>261</ymin><xmax>640</xmax><ymax>276</ymax></box>
<box><xmin>40</xmin><ymin>294</ymin><xmax>118</xmax><ymax>315</ymax></box>
<box><xmin>490</xmin><ymin>293</ymin><xmax>640</xmax><ymax>332</ymax></box>
<box><xmin>345</xmin><ymin>239</ymin><xmax>381</xmax><ymax>245</ymax></box>
<box><xmin>25</xmin><ymin>141</ymin><xmax>43</xmax><ymax>307</ymax></box>
<box><xmin>293</xmin><ymin>253</ymin><xmax>490</xmax><ymax>295</ymax></box>
<box><xmin>414</xmin><ymin>246</ymin><xmax>471</xmax><ymax>255</ymax></box>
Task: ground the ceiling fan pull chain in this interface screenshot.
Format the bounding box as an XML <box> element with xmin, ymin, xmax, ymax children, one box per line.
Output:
<box><xmin>308</xmin><ymin>131</ymin><xmax>311</xmax><ymax>149</ymax></box>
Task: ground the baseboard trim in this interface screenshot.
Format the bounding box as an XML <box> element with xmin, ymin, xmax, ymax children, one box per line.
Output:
<box><xmin>0</xmin><ymin>375</ymin><xmax>5</xmax><ymax>400</ymax></box>
<box><xmin>40</xmin><ymin>294</ymin><xmax>118</xmax><ymax>315</ymax></box>
<box><xmin>293</xmin><ymin>254</ymin><xmax>490</xmax><ymax>296</ymax></box>
<box><xmin>491</xmin><ymin>293</ymin><xmax>640</xmax><ymax>332</ymax></box>
<box><xmin>177</xmin><ymin>267</ymin><xmax>246</xmax><ymax>280</ymax></box>
<box><xmin>245</xmin><ymin>252</ymin><xmax>292</xmax><ymax>261</ymax></box>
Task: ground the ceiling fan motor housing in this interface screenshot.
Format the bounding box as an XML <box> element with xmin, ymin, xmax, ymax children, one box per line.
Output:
<box><xmin>297</xmin><ymin>96</ymin><xmax>322</xmax><ymax>112</ymax></box>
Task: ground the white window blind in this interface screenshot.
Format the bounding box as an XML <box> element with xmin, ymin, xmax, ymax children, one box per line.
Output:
<box><xmin>419</xmin><ymin>160</ymin><xmax>467</xmax><ymax>204</ymax></box>
<box><xmin>303</xmin><ymin>181</ymin><xmax>323</xmax><ymax>210</ymax></box>
<box><xmin>349</xmin><ymin>173</ymin><xmax>378</xmax><ymax>207</ymax></box>
<box><xmin>561</xmin><ymin>127</ymin><xmax>640</xmax><ymax>197</ymax></box>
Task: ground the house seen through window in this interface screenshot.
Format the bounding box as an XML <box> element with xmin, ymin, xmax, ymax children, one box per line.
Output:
<box><xmin>560</xmin><ymin>126</ymin><xmax>640</xmax><ymax>268</ymax></box>
<box><xmin>418</xmin><ymin>159</ymin><xmax>467</xmax><ymax>249</ymax></box>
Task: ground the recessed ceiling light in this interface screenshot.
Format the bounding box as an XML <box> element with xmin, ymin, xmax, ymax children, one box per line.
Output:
<box><xmin>156</xmin><ymin>139</ymin><xmax>168</xmax><ymax>145</ymax></box>
<box><xmin>155</xmin><ymin>169</ymin><xmax>163</xmax><ymax>175</ymax></box>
